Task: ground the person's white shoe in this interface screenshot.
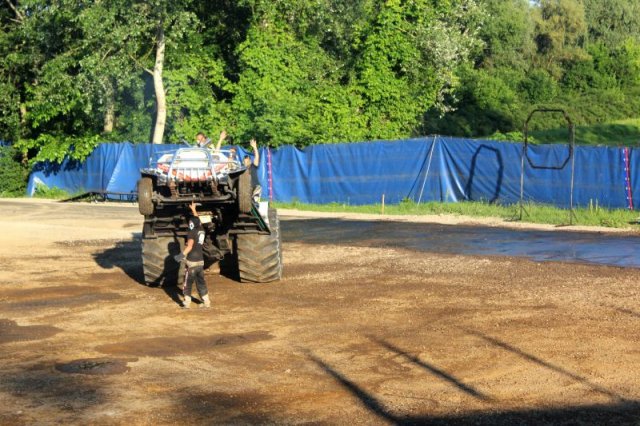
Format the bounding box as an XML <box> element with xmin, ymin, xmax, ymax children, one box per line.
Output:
<box><xmin>201</xmin><ymin>294</ymin><xmax>211</xmax><ymax>308</ymax></box>
<box><xmin>182</xmin><ymin>296</ymin><xmax>191</xmax><ymax>309</ymax></box>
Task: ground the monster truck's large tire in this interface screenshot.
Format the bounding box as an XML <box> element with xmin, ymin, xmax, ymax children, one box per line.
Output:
<box><xmin>270</xmin><ymin>207</ymin><xmax>283</xmax><ymax>268</ymax></box>
<box><xmin>138</xmin><ymin>177</ymin><xmax>154</xmax><ymax>216</ymax></box>
<box><xmin>237</xmin><ymin>169</ymin><xmax>253</xmax><ymax>214</ymax></box>
<box><xmin>142</xmin><ymin>236</ymin><xmax>185</xmax><ymax>287</ymax></box>
<box><xmin>235</xmin><ymin>208</ymin><xmax>283</xmax><ymax>283</ymax></box>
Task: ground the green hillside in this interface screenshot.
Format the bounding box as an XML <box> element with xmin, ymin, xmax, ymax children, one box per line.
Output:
<box><xmin>531</xmin><ymin>118</ymin><xmax>640</xmax><ymax>146</ymax></box>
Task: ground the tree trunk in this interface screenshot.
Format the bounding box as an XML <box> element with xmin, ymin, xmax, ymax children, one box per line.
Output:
<box><xmin>103</xmin><ymin>80</ymin><xmax>115</xmax><ymax>134</ymax></box>
<box><xmin>151</xmin><ymin>23</ymin><xmax>166</xmax><ymax>144</ymax></box>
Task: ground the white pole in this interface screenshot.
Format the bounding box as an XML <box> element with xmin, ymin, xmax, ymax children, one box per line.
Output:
<box><xmin>417</xmin><ymin>135</ymin><xmax>438</xmax><ymax>205</ymax></box>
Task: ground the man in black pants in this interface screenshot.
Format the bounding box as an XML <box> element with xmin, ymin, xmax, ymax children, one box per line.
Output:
<box><xmin>174</xmin><ymin>201</ymin><xmax>210</xmax><ymax>309</ymax></box>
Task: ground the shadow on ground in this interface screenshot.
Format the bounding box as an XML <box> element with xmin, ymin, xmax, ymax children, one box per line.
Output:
<box><xmin>303</xmin><ymin>329</ymin><xmax>638</xmax><ymax>425</ymax></box>
<box><xmin>461</xmin><ymin>328</ymin><xmax>626</xmax><ymax>403</ymax></box>
<box><xmin>306</xmin><ymin>349</ymin><xmax>639</xmax><ymax>425</ymax></box>
<box><xmin>0</xmin><ymin>367</ymin><xmax>108</xmax><ymax>421</ymax></box>
<box><xmin>92</xmin><ymin>236</ymin><xmax>182</xmax><ymax>306</ymax></box>
<box><xmin>175</xmin><ymin>388</ymin><xmax>277</xmax><ymax>424</ymax></box>
<box><xmin>367</xmin><ymin>336</ymin><xmax>493</xmax><ymax>402</ymax></box>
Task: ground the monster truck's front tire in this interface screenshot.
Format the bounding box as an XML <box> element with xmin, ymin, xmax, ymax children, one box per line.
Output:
<box><xmin>142</xmin><ymin>236</ymin><xmax>185</xmax><ymax>287</ymax></box>
<box><xmin>235</xmin><ymin>208</ymin><xmax>283</xmax><ymax>283</ymax></box>
<box><xmin>138</xmin><ymin>177</ymin><xmax>154</xmax><ymax>216</ymax></box>
<box><xmin>237</xmin><ymin>169</ymin><xmax>253</xmax><ymax>214</ymax></box>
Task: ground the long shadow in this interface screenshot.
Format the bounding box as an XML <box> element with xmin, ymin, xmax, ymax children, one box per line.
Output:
<box><xmin>463</xmin><ymin>328</ymin><xmax>626</xmax><ymax>403</ymax></box>
<box><xmin>465</xmin><ymin>144</ymin><xmax>503</xmax><ymax>203</ymax></box>
<box><xmin>413</xmin><ymin>401</ymin><xmax>640</xmax><ymax>425</ymax></box>
<box><xmin>370</xmin><ymin>336</ymin><xmax>492</xmax><ymax>402</ymax></box>
<box><xmin>304</xmin><ymin>350</ymin><xmax>397</xmax><ymax>424</ymax></box>
<box><xmin>93</xmin><ymin>237</ymin><xmax>144</xmax><ymax>284</ymax></box>
<box><xmin>92</xmin><ymin>236</ymin><xmax>182</xmax><ymax>306</ymax></box>
<box><xmin>602</xmin><ymin>304</ymin><xmax>640</xmax><ymax>319</ymax></box>
<box><xmin>305</xmin><ymin>349</ymin><xmax>640</xmax><ymax>425</ymax></box>
<box><xmin>614</xmin><ymin>307</ymin><xmax>640</xmax><ymax>319</ymax></box>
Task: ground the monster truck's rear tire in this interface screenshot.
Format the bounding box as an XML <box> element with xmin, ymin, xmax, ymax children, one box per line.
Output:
<box><xmin>142</xmin><ymin>236</ymin><xmax>185</xmax><ymax>287</ymax></box>
<box><xmin>138</xmin><ymin>177</ymin><xmax>154</xmax><ymax>216</ymax></box>
<box><xmin>235</xmin><ymin>208</ymin><xmax>283</xmax><ymax>283</ymax></box>
<box><xmin>237</xmin><ymin>169</ymin><xmax>253</xmax><ymax>214</ymax></box>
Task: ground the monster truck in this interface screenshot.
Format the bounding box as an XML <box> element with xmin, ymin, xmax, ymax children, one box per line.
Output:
<box><xmin>137</xmin><ymin>146</ymin><xmax>282</xmax><ymax>286</ymax></box>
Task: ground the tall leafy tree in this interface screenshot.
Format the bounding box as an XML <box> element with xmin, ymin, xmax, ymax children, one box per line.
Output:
<box><xmin>532</xmin><ymin>0</ymin><xmax>588</xmax><ymax>77</ymax></box>
<box><xmin>231</xmin><ymin>0</ymin><xmax>485</xmax><ymax>145</ymax></box>
<box><xmin>352</xmin><ymin>0</ymin><xmax>485</xmax><ymax>139</ymax></box>
<box><xmin>163</xmin><ymin>33</ymin><xmax>233</xmax><ymax>142</ymax></box>
<box><xmin>2</xmin><ymin>0</ymin><xmax>640</xmax><ymax>166</ymax></box>
<box><xmin>6</xmin><ymin>0</ymin><xmax>106</xmax><ymax>162</ymax></box>
<box><xmin>100</xmin><ymin>0</ymin><xmax>198</xmax><ymax>144</ymax></box>
<box><xmin>580</xmin><ymin>0</ymin><xmax>640</xmax><ymax>89</ymax></box>
<box><xmin>230</xmin><ymin>1</ymin><xmax>369</xmax><ymax>146</ymax></box>
<box><xmin>0</xmin><ymin>0</ymin><xmax>26</xmax><ymax>142</ymax></box>
<box><xmin>583</xmin><ymin>0</ymin><xmax>640</xmax><ymax>47</ymax></box>
<box><xmin>477</xmin><ymin>0</ymin><xmax>535</xmax><ymax>70</ymax></box>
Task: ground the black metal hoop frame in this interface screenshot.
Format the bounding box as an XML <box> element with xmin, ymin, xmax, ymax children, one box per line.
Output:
<box><xmin>520</xmin><ymin>108</ymin><xmax>577</xmax><ymax>224</ymax></box>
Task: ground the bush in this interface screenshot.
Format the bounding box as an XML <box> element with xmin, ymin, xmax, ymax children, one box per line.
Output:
<box><xmin>0</xmin><ymin>145</ymin><xmax>28</xmax><ymax>197</ymax></box>
<box><xmin>488</xmin><ymin>131</ymin><xmax>539</xmax><ymax>143</ymax></box>
<box><xmin>32</xmin><ymin>183</ymin><xmax>73</xmax><ymax>199</ymax></box>
<box><xmin>519</xmin><ymin>69</ymin><xmax>558</xmax><ymax>103</ymax></box>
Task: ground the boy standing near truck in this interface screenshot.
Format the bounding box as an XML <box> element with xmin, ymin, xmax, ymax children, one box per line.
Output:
<box><xmin>243</xmin><ymin>138</ymin><xmax>261</xmax><ymax>202</ymax></box>
<box><xmin>174</xmin><ymin>201</ymin><xmax>211</xmax><ymax>309</ymax></box>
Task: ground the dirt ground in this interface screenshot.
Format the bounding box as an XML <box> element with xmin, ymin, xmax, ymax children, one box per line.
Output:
<box><xmin>0</xmin><ymin>198</ymin><xmax>639</xmax><ymax>425</ymax></box>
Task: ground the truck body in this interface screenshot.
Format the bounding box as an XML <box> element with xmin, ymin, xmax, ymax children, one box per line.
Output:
<box><xmin>137</xmin><ymin>146</ymin><xmax>282</xmax><ymax>285</ymax></box>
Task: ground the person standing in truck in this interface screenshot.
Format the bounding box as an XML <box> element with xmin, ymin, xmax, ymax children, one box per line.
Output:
<box><xmin>196</xmin><ymin>130</ymin><xmax>227</xmax><ymax>149</ymax></box>
<box><xmin>174</xmin><ymin>201</ymin><xmax>210</xmax><ymax>309</ymax></box>
<box><xmin>243</xmin><ymin>138</ymin><xmax>261</xmax><ymax>202</ymax></box>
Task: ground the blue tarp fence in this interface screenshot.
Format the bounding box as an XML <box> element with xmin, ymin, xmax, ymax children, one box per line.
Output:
<box><xmin>27</xmin><ymin>136</ymin><xmax>638</xmax><ymax>209</ymax></box>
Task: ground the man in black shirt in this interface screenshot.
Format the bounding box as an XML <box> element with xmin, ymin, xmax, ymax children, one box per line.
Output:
<box><xmin>243</xmin><ymin>138</ymin><xmax>261</xmax><ymax>202</ymax></box>
<box><xmin>174</xmin><ymin>202</ymin><xmax>210</xmax><ymax>309</ymax></box>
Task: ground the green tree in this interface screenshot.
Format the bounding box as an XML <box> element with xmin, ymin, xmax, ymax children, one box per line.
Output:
<box><xmin>424</xmin><ymin>0</ymin><xmax>530</xmax><ymax>137</ymax></box>
<box><xmin>4</xmin><ymin>0</ymin><xmax>105</xmax><ymax>163</ymax></box>
<box><xmin>164</xmin><ymin>46</ymin><xmax>233</xmax><ymax>142</ymax></box>
<box><xmin>96</xmin><ymin>0</ymin><xmax>198</xmax><ymax>144</ymax></box>
<box><xmin>0</xmin><ymin>145</ymin><xmax>28</xmax><ymax>196</ymax></box>
<box><xmin>0</xmin><ymin>0</ymin><xmax>24</xmax><ymax>142</ymax></box>
<box><xmin>353</xmin><ymin>0</ymin><xmax>485</xmax><ymax>139</ymax></box>
<box><xmin>532</xmin><ymin>0</ymin><xmax>588</xmax><ymax>77</ymax></box>
<box><xmin>583</xmin><ymin>0</ymin><xmax>640</xmax><ymax>47</ymax></box>
<box><xmin>477</xmin><ymin>0</ymin><xmax>535</xmax><ymax>70</ymax></box>
<box><xmin>9</xmin><ymin>0</ymin><xmax>202</xmax><ymax>164</ymax></box>
<box><xmin>232</xmin><ymin>17</ymin><xmax>366</xmax><ymax>146</ymax></box>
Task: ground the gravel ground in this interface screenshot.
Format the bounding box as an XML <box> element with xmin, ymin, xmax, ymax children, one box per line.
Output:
<box><xmin>0</xmin><ymin>199</ymin><xmax>638</xmax><ymax>425</ymax></box>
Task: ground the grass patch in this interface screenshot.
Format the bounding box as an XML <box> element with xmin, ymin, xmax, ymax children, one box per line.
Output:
<box><xmin>32</xmin><ymin>183</ymin><xmax>83</xmax><ymax>200</ymax></box>
<box><xmin>273</xmin><ymin>199</ymin><xmax>640</xmax><ymax>229</ymax></box>
<box><xmin>531</xmin><ymin>118</ymin><xmax>640</xmax><ymax>146</ymax></box>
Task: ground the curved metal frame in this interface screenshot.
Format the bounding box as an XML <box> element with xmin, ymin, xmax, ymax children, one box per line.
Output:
<box><xmin>520</xmin><ymin>108</ymin><xmax>576</xmax><ymax>224</ymax></box>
